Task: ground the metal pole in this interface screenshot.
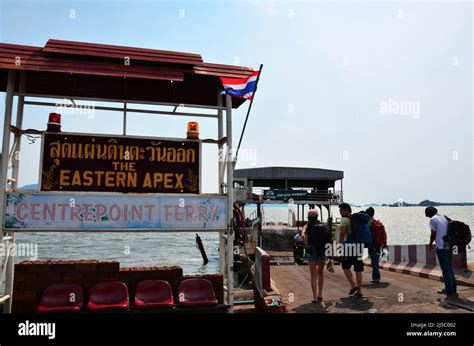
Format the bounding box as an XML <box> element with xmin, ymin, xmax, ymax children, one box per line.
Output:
<box><xmin>123</xmin><ymin>102</ymin><xmax>127</xmax><ymax>135</ymax></box>
<box><xmin>341</xmin><ymin>179</ymin><xmax>343</xmax><ymax>202</ymax></box>
<box><xmin>17</xmin><ymin>92</ymin><xmax>227</xmax><ymax>111</ymax></box>
<box><xmin>217</xmin><ymin>91</ymin><xmax>226</xmax><ymax>276</ymax></box>
<box><xmin>4</xmin><ymin>232</ymin><xmax>15</xmax><ymax>312</ymax></box>
<box><xmin>0</xmin><ymin>70</ymin><xmax>15</xmax><ymax>313</ymax></box>
<box><xmin>23</xmin><ymin>101</ymin><xmax>219</xmax><ymax>119</ymax></box>
<box><xmin>12</xmin><ymin>72</ymin><xmax>26</xmax><ymax>189</ymax></box>
<box><xmin>0</xmin><ymin>70</ymin><xmax>15</xmax><ymax>240</ymax></box>
<box><xmin>219</xmin><ymin>231</ymin><xmax>226</xmax><ymax>277</ymax></box>
<box><xmin>225</xmin><ymin>94</ymin><xmax>234</xmax><ymax>309</ymax></box>
<box><xmin>217</xmin><ymin>90</ymin><xmax>227</xmax><ymax>187</ymax></box>
<box><xmin>257</xmin><ymin>202</ymin><xmax>262</xmax><ymax>247</ymax></box>
<box><xmin>234</xmin><ymin>64</ymin><xmax>263</xmax><ymax>167</ymax></box>
<box><xmin>297</xmin><ymin>204</ymin><xmax>299</xmax><ymax>232</ymax></box>
<box><xmin>217</xmin><ymin>92</ymin><xmax>224</xmax><ymax>193</ymax></box>
<box><xmin>4</xmin><ymin>72</ymin><xmax>23</xmax><ymax>313</ymax></box>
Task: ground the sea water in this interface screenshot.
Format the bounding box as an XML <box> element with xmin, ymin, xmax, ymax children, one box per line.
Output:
<box><xmin>11</xmin><ymin>205</ymin><xmax>474</xmax><ymax>274</ymax></box>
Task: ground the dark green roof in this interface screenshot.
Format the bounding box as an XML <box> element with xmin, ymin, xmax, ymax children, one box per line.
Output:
<box><xmin>234</xmin><ymin>166</ymin><xmax>343</xmax><ymax>181</ymax></box>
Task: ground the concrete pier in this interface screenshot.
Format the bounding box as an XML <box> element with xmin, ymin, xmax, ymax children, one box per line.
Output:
<box><xmin>271</xmin><ymin>264</ymin><xmax>474</xmax><ymax>313</ymax></box>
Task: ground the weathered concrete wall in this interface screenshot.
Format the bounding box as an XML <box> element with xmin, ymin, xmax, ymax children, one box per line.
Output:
<box><xmin>262</xmin><ymin>227</ymin><xmax>297</xmax><ymax>251</ymax></box>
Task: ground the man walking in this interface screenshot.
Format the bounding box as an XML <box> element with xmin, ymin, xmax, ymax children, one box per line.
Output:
<box><xmin>338</xmin><ymin>203</ymin><xmax>365</xmax><ymax>297</ymax></box>
<box><xmin>425</xmin><ymin>206</ymin><xmax>457</xmax><ymax>296</ymax></box>
<box><xmin>366</xmin><ymin>207</ymin><xmax>387</xmax><ymax>284</ymax></box>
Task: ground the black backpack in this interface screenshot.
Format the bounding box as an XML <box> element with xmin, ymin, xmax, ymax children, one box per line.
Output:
<box><xmin>444</xmin><ymin>215</ymin><xmax>472</xmax><ymax>248</ymax></box>
<box><xmin>307</xmin><ymin>221</ymin><xmax>332</xmax><ymax>254</ymax></box>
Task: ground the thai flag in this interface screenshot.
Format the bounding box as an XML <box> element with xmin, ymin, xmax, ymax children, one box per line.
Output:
<box><xmin>220</xmin><ymin>70</ymin><xmax>259</xmax><ymax>100</ymax></box>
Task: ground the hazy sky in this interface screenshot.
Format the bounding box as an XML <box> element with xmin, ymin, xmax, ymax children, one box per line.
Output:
<box><xmin>0</xmin><ymin>0</ymin><xmax>472</xmax><ymax>205</ymax></box>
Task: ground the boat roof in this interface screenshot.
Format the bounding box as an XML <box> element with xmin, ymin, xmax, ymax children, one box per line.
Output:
<box><xmin>234</xmin><ymin>166</ymin><xmax>344</xmax><ymax>183</ymax></box>
<box><xmin>0</xmin><ymin>39</ymin><xmax>254</xmax><ymax>108</ymax></box>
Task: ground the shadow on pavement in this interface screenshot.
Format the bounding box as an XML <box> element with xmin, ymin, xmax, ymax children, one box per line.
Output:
<box><xmin>440</xmin><ymin>295</ymin><xmax>474</xmax><ymax>312</ymax></box>
<box><xmin>335</xmin><ymin>297</ymin><xmax>375</xmax><ymax>312</ymax></box>
<box><xmin>294</xmin><ymin>301</ymin><xmax>333</xmax><ymax>313</ymax></box>
<box><xmin>362</xmin><ymin>282</ymin><xmax>390</xmax><ymax>289</ymax></box>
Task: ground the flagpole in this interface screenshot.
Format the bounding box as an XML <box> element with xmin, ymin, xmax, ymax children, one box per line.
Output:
<box><xmin>233</xmin><ymin>63</ymin><xmax>263</xmax><ymax>168</ymax></box>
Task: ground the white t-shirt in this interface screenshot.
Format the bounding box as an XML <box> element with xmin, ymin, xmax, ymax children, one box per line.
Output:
<box><xmin>429</xmin><ymin>214</ymin><xmax>449</xmax><ymax>249</ymax></box>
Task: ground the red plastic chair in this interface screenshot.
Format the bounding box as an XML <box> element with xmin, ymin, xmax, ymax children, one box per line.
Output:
<box><xmin>178</xmin><ymin>279</ymin><xmax>218</xmax><ymax>307</ymax></box>
<box><xmin>37</xmin><ymin>283</ymin><xmax>83</xmax><ymax>313</ymax></box>
<box><xmin>134</xmin><ymin>280</ymin><xmax>174</xmax><ymax>310</ymax></box>
<box><xmin>87</xmin><ymin>281</ymin><xmax>129</xmax><ymax>311</ymax></box>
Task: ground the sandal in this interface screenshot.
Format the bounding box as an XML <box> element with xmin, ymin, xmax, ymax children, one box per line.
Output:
<box><xmin>327</xmin><ymin>261</ymin><xmax>335</xmax><ymax>273</ymax></box>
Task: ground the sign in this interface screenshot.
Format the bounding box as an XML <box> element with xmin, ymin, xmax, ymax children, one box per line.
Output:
<box><xmin>40</xmin><ymin>133</ymin><xmax>200</xmax><ymax>193</ymax></box>
<box><xmin>4</xmin><ymin>193</ymin><xmax>227</xmax><ymax>231</ymax></box>
<box><xmin>263</xmin><ymin>189</ymin><xmax>307</xmax><ymax>201</ymax></box>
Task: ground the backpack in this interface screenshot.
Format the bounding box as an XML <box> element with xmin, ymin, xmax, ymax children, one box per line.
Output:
<box><xmin>307</xmin><ymin>221</ymin><xmax>332</xmax><ymax>255</ymax></box>
<box><xmin>444</xmin><ymin>215</ymin><xmax>472</xmax><ymax>248</ymax></box>
<box><xmin>348</xmin><ymin>212</ymin><xmax>372</xmax><ymax>246</ymax></box>
<box><xmin>371</xmin><ymin>220</ymin><xmax>387</xmax><ymax>247</ymax></box>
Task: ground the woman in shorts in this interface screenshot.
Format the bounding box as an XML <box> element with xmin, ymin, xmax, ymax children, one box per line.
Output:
<box><xmin>302</xmin><ymin>209</ymin><xmax>333</xmax><ymax>303</ymax></box>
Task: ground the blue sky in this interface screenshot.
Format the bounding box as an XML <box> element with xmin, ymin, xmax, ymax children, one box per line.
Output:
<box><xmin>0</xmin><ymin>0</ymin><xmax>472</xmax><ymax>204</ymax></box>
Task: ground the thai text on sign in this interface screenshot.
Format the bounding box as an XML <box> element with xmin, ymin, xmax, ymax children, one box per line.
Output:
<box><xmin>40</xmin><ymin>133</ymin><xmax>200</xmax><ymax>193</ymax></box>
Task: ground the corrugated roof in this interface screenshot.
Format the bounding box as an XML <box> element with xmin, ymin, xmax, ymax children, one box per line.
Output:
<box><xmin>194</xmin><ymin>62</ymin><xmax>254</xmax><ymax>78</ymax></box>
<box><xmin>0</xmin><ymin>43</ymin><xmax>184</xmax><ymax>81</ymax></box>
<box><xmin>43</xmin><ymin>39</ymin><xmax>204</xmax><ymax>65</ymax></box>
<box><xmin>0</xmin><ymin>39</ymin><xmax>255</xmax><ymax>108</ymax></box>
<box><xmin>234</xmin><ymin>166</ymin><xmax>344</xmax><ymax>181</ymax></box>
